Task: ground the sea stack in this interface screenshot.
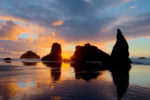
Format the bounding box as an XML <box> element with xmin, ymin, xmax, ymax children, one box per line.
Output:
<box><xmin>111</xmin><ymin>29</ymin><xmax>131</xmax><ymax>63</ymax></box>
<box><xmin>42</xmin><ymin>42</ymin><xmax>62</xmax><ymax>61</ymax></box>
<box><xmin>20</xmin><ymin>51</ymin><xmax>40</xmax><ymax>59</ymax></box>
<box><xmin>71</xmin><ymin>43</ymin><xmax>109</xmax><ymax>63</ymax></box>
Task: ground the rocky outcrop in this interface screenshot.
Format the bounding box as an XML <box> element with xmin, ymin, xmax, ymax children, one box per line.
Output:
<box><xmin>71</xmin><ymin>43</ymin><xmax>109</xmax><ymax>62</ymax></box>
<box><xmin>3</xmin><ymin>58</ymin><xmax>11</xmax><ymax>61</ymax></box>
<box><xmin>3</xmin><ymin>58</ymin><xmax>11</xmax><ymax>63</ymax></box>
<box><xmin>20</xmin><ymin>51</ymin><xmax>40</xmax><ymax>59</ymax></box>
<box><xmin>111</xmin><ymin>29</ymin><xmax>131</xmax><ymax>63</ymax></box>
<box><xmin>138</xmin><ymin>57</ymin><xmax>146</xmax><ymax>59</ymax></box>
<box><xmin>41</xmin><ymin>43</ymin><xmax>62</xmax><ymax>61</ymax></box>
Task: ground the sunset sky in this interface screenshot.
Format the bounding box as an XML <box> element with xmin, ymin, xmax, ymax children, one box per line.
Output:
<box><xmin>0</xmin><ymin>0</ymin><xmax>150</xmax><ymax>58</ymax></box>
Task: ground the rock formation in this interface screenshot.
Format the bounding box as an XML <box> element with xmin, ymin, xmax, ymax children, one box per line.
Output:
<box><xmin>109</xmin><ymin>29</ymin><xmax>132</xmax><ymax>99</ymax></box>
<box><xmin>3</xmin><ymin>58</ymin><xmax>11</xmax><ymax>61</ymax></box>
<box><xmin>20</xmin><ymin>51</ymin><xmax>40</xmax><ymax>59</ymax></box>
<box><xmin>71</xmin><ymin>43</ymin><xmax>109</xmax><ymax>62</ymax></box>
<box><xmin>138</xmin><ymin>57</ymin><xmax>146</xmax><ymax>59</ymax></box>
<box><xmin>41</xmin><ymin>43</ymin><xmax>62</xmax><ymax>61</ymax></box>
<box><xmin>3</xmin><ymin>58</ymin><xmax>11</xmax><ymax>63</ymax></box>
<box><xmin>111</xmin><ymin>29</ymin><xmax>131</xmax><ymax>63</ymax></box>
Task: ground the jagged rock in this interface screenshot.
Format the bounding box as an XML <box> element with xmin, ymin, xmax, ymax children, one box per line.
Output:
<box><xmin>111</xmin><ymin>29</ymin><xmax>131</xmax><ymax>63</ymax></box>
<box><xmin>20</xmin><ymin>51</ymin><xmax>40</xmax><ymax>59</ymax></box>
<box><xmin>41</xmin><ymin>43</ymin><xmax>62</xmax><ymax>61</ymax></box>
<box><xmin>71</xmin><ymin>43</ymin><xmax>109</xmax><ymax>62</ymax></box>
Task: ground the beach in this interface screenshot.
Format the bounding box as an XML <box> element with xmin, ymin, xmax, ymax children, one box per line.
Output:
<box><xmin>0</xmin><ymin>59</ymin><xmax>150</xmax><ymax>100</ymax></box>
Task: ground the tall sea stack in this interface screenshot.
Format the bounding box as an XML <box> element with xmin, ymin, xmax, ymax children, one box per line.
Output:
<box><xmin>111</xmin><ymin>29</ymin><xmax>131</xmax><ymax>63</ymax></box>
<box><xmin>110</xmin><ymin>29</ymin><xmax>131</xmax><ymax>99</ymax></box>
<box><xmin>42</xmin><ymin>43</ymin><xmax>62</xmax><ymax>61</ymax></box>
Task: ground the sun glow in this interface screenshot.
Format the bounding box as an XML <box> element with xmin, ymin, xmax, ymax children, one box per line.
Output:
<box><xmin>60</xmin><ymin>62</ymin><xmax>75</xmax><ymax>80</ymax></box>
<box><xmin>62</xmin><ymin>51</ymin><xmax>72</xmax><ymax>60</ymax></box>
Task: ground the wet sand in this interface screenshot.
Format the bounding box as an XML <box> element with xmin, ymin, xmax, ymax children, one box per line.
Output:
<box><xmin>0</xmin><ymin>60</ymin><xmax>150</xmax><ymax>100</ymax></box>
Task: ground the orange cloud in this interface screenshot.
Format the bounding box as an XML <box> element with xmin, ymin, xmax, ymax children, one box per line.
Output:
<box><xmin>28</xmin><ymin>36</ymin><xmax>34</xmax><ymax>43</ymax></box>
<box><xmin>0</xmin><ymin>15</ymin><xmax>112</xmax><ymax>58</ymax></box>
<box><xmin>52</xmin><ymin>32</ymin><xmax>56</xmax><ymax>37</ymax></box>
<box><xmin>0</xmin><ymin>21</ymin><xmax>31</xmax><ymax>41</ymax></box>
<box><xmin>0</xmin><ymin>15</ymin><xmax>25</xmax><ymax>23</ymax></box>
<box><xmin>52</xmin><ymin>20</ymin><xmax>64</xmax><ymax>26</ymax></box>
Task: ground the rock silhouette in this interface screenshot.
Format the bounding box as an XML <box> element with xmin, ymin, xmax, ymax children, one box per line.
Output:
<box><xmin>71</xmin><ymin>43</ymin><xmax>109</xmax><ymax>62</ymax></box>
<box><xmin>138</xmin><ymin>57</ymin><xmax>146</xmax><ymax>59</ymax></box>
<box><xmin>111</xmin><ymin>29</ymin><xmax>131</xmax><ymax>63</ymax></box>
<box><xmin>42</xmin><ymin>43</ymin><xmax>62</xmax><ymax>61</ymax></box>
<box><xmin>20</xmin><ymin>51</ymin><xmax>40</xmax><ymax>59</ymax></box>
<box><xmin>3</xmin><ymin>58</ymin><xmax>11</xmax><ymax>63</ymax></box>
<box><xmin>109</xmin><ymin>29</ymin><xmax>132</xmax><ymax>100</ymax></box>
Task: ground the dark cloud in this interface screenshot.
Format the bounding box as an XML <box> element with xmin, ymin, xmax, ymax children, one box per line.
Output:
<box><xmin>110</xmin><ymin>12</ymin><xmax>150</xmax><ymax>39</ymax></box>
<box><xmin>0</xmin><ymin>0</ymin><xmax>150</xmax><ymax>43</ymax></box>
<box><xmin>0</xmin><ymin>0</ymin><xmax>131</xmax><ymax>41</ymax></box>
<box><xmin>1</xmin><ymin>0</ymin><xmax>150</xmax><ymax>58</ymax></box>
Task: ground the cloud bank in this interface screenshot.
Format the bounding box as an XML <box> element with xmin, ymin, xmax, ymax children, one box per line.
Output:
<box><xmin>0</xmin><ymin>0</ymin><xmax>150</xmax><ymax>57</ymax></box>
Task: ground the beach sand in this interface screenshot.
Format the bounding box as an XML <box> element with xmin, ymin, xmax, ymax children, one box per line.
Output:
<box><xmin>0</xmin><ymin>60</ymin><xmax>150</xmax><ymax>100</ymax></box>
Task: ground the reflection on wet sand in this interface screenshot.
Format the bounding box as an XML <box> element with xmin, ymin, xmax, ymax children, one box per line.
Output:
<box><xmin>43</xmin><ymin>62</ymin><xmax>62</xmax><ymax>82</ymax></box>
<box><xmin>109</xmin><ymin>62</ymin><xmax>131</xmax><ymax>100</ymax></box>
<box><xmin>0</xmin><ymin>83</ymin><xmax>18</xmax><ymax>100</ymax></box>
<box><xmin>71</xmin><ymin>63</ymin><xmax>107</xmax><ymax>81</ymax></box>
<box><xmin>4</xmin><ymin>60</ymin><xmax>11</xmax><ymax>63</ymax></box>
<box><xmin>2</xmin><ymin>61</ymin><xmax>150</xmax><ymax>100</ymax></box>
<box><xmin>71</xmin><ymin>62</ymin><xmax>131</xmax><ymax>100</ymax></box>
<box><xmin>22</xmin><ymin>62</ymin><xmax>37</xmax><ymax>66</ymax></box>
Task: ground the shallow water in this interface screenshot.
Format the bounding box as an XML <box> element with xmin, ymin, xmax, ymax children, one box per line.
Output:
<box><xmin>0</xmin><ymin>60</ymin><xmax>150</xmax><ymax>100</ymax></box>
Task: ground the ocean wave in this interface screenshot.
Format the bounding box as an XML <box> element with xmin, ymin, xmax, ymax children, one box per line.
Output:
<box><xmin>131</xmin><ymin>58</ymin><xmax>150</xmax><ymax>65</ymax></box>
